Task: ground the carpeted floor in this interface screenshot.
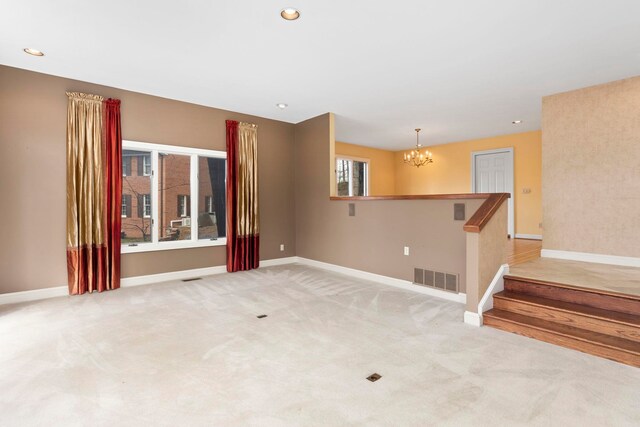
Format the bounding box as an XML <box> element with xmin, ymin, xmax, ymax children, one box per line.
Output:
<box><xmin>1</xmin><ymin>264</ymin><xmax>639</xmax><ymax>426</ymax></box>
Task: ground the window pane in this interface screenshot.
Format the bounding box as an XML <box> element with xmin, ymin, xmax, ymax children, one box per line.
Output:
<box><xmin>352</xmin><ymin>161</ymin><xmax>367</xmax><ymax>196</ymax></box>
<box><xmin>336</xmin><ymin>159</ymin><xmax>350</xmax><ymax>196</ymax></box>
<box><xmin>143</xmin><ymin>155</ymin><xmax>152</xmax><ymax>176</ymax></box>
<box><xmin>198</xmin><ymin>157</ymin><xmax>226</xmax><ymax>239</ymax></box>
<box><xmin>158</xmin><ymin>154</ymin><xmax>191</xmax><ymax>241</ymax></box>
<box><xmin>122</xmin><ymin>149</ymin><xmax>152</xmax><ymax>244</ymax></box>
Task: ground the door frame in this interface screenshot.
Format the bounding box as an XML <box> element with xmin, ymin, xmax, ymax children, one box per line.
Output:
<box><xmin>471</xmin><ymin>147</ymin><xmax>515</xmax><ymax>237</ymax></box>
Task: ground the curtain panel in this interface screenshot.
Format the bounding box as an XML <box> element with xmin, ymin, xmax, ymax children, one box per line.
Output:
<box><xmin>226</xmin><ymin>120</ymin><xmax>259</xmax><ymax>272</ymax></box>
<box><xmin>66</xmin><ymin>92</ymin><xmax>122</xmax><ymax>295</ymax></box>
<box><xmin>103</xmin><ymin>99</ymin><xmax>123</xmax><ymax>290</ymax></box>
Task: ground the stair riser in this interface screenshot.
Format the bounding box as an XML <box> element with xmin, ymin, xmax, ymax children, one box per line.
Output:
<box><xmin>484</xmin><ymin>316</ymin><xmax>640</xmax><ymax>368</ymax></box>
<box><xmin>493</xmin><ymin>297</ymin><xmax>640</xmax><ymax>343</ymax></box>
<box><xmin>504</xmin><ymin>278</ymin><xmax>640</xmax><ymax>316</ymax></box>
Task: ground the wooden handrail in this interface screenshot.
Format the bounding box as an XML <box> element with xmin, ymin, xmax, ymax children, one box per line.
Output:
<box><xmin>463</xmin><ymin>193</ymin><xmax>510</xmax><ymax>233</ymax></box>
<box><xmin>330</xmin><ymin>193</ymin><xmax>494</xmax><ymax>201</ymax></box>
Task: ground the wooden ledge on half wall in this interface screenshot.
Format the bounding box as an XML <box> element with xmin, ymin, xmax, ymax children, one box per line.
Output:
<box><xmin>329</xmin><ymin>192</ymin><xmax>510</xmax><ymax>233</ymax></box>
<box><xmin>329</xmin><ymin>193</ymin><xmax>495</xmax><ymax>201</ymax></box>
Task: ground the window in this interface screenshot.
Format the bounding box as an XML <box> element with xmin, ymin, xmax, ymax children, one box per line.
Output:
<box><xmin>177</xmin><ymin>195</ymin><xmax>189</xmax><ymax>218</ymax></box>
<box><xmin>142</xmin><ymin>194</ymin><xmax>151</xmax><ymax>218</ymax></box>
<box><xmin>198</xmin><ymin>157</ymin><xmax>225</xmax><ymax>240</ymax></box>
<box><xmin>122</xmin><ymin>148</ymin><xmax>152</xmax><ymax>244</ymax></box>
<box><xmin>205</xmin><ymin>196</ymin><xmax>213</xmax><ymax>213</ymax></box>
<box><xmin>121</xmin><ymin>140</ymin><xmax>226</xmax><ymax>253</ymax></box>
<box><xmin>142</xmin><ymin>155</ymin><xmax>152</xmax><ymax>176</ymax></box>
<box><xmin>122</xmin><ymin>157</ymin><xmax>132</xmax><ymax>176</ymax></box>
<box><xmin>336</xmin><ymin>157</ymin><xmax>369</xmax><ymax>197</ymax></box>
<box><xmin>121</xmin><ymin>195</ymin><xmax>131</xmax><ymax>218</ymax></box>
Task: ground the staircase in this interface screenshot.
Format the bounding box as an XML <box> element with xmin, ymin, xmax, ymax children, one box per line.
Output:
<box><xmin>483</xmin><ymin>275</ymin><xmax>640</xmax><ymax>367</ymax></box>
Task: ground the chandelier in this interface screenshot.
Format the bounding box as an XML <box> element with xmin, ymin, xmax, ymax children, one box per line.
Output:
<box><xmin>403</xmin><ymin>128</ymin><xmax>433</xmax><ymax>167</ymax></box>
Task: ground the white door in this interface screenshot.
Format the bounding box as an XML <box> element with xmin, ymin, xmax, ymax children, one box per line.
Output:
<box><xmin>472</xmin><ymin>149</ymin><xmax>514</xmax><ymax>237</ymax></box>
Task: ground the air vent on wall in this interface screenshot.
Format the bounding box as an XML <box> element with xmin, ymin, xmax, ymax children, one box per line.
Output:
<box><xmin>413</xmin><ymin>268</ymin><xmax>458</xmax><ymax>293</ymax></box>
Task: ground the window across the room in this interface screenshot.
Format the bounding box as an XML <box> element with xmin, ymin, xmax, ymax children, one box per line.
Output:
<box><xmin>121</xmin><ymin>195</ymin><xmax>129</xmax><ymax>217</ymax></box>
<box><xmin>178</xmin><ymin>195</ymin><xmax>189</xmax><ymax>218</ymax></box>
<box><xmin>205</xmin><ymin>195</ymin><xmax>214</xmax><ymax>213</ymax></box>
<box><xmin>142</xmin><ymin>154</ymin><xmax>152</xmax><ymax>176</ymax></box>
<box><xmin>142</xmin><ymin>194</ymin><xmax>151</xmax><ymax>218</ymax></box>
<box><xmin>336</xmin><ymin>157</ymin><xmax>369</xmax><ymax>197</ymax></box>
<box><xmin>121</xmin><ymin>140</ymin><xmax>226</xmax><ymax>253</ymax></box>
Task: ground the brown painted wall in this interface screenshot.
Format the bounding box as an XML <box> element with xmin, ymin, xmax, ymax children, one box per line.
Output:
<box><xmin>542</xmin><ymin>76</ymin><xmax>640</xmax><ymax>257</ymax></box>
<box><xmin>295</xmin><ymin>114</ymin><xmax>483</xmax><ymax>293</ymax></box>
<box><xmin>0</xmin><ymin>65</ymin><xmax>296</xmax><ymax>293</ymax></box>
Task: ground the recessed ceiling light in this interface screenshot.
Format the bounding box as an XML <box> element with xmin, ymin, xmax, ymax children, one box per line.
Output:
<box><xmin>276</xmin><ymin>103</ymin><xmax>288</xmax><ymax>109</ymax></box>
<box><xmin>23</xmin><ymin>48</ymin><xmax>44</xmax><ymax>57</ymax></box>
<box><xmin>512</xmin><ymin>120</ymin><xmax>523</xmax><ymax>124</ymax></box>
<box><xmin>281</xmin><ymin>8</ymin><xmax>300</xmax><ymax>20</ymax></box>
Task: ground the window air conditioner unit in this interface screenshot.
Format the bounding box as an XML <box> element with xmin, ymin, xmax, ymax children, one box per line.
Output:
<box><xmin>182</xmin><ymin>217</ymin><xmax>191</xmax><ymax>227</ymax></box>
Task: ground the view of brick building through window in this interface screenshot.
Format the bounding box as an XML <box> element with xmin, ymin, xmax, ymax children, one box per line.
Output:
<box><xmin>121</xmin><ymin>150</ymin><xmax>224</xmax><ymax>244</ymax></box>
<box><xmin>336</xmin><ymin>158</ymin><xmax>367</xmax><ymax>197</ymax></box>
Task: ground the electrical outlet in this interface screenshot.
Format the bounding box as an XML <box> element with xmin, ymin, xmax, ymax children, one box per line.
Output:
<box><xmin>280</xmin><ymin>244</ymin><xmax>285</xmax><ymax>252</ymax></box>
<box><xmin>403</xmin><ymin>246</ymin><xmax>410</xmax><ymax>256</ymax></box>
<box><xmin>522</xmin><ymin>188</ymin><xmax>532</xmax><ymax>194</ymax></box>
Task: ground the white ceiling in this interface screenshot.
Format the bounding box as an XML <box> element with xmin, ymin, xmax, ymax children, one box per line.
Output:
<box><xmin>2</xmin><ymin>0</ymin><xmax>640</xmax><ymax>149</ymax></box>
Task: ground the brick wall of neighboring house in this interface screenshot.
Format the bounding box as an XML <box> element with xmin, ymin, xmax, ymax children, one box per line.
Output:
<box><xmin>158</xmin><ymin>154</ymin><xmax>190</xmax><ymax>240</ymax></box>
<box><xmin>121</xmin><ymin>152</ymin><xmax>221</xmax><ymax>242</ymax></box>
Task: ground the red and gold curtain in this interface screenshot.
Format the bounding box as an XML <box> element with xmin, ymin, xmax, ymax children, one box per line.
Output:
<box><xmin>226</xmin><ymin>120</ymin><xmax>259</xmax><ymax>272</ymax></box>
<box><xmin>66</xmin><ymin>92</ymin><xmax>122</xmax><ymax>295</ymax></box>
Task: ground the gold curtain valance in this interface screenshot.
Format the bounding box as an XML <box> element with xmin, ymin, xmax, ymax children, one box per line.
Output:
<box><xmin>238</xmin><ymin>122</ymin><xmax>258</xmax><ymax>130</ymax></box>
<box><xmin>66</xmin><ymin>91</ymin><xmax>104</xmax><ymax>102</ymax></box>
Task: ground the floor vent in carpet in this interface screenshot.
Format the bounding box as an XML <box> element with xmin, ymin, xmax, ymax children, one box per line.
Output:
<box><xmin>257</xmin><ymin>314</ymin><xmax>268</xmax><ymax>319</ymax></box>
<box><xmin>181</xmin><ymin>278</ymin><xmax>202</xmax><ymax>282</ymax></box>
<box><xmin>366</xmin><ymin>373</ymin><xmax>382</xmax><ymax>382</ymax></box>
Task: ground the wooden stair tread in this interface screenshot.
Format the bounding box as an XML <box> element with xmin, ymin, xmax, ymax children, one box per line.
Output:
<box><xmin>503</xmin><ymin>274</ymin><xmax>640</xmax><ymax>301</ymax></box>
<box><xmin>494</xmin><ymin>291</ymin><xmax>640</xmax><ymax>327</ymax></box>
<box><xmin>503</xmin><ymin>276</ymin><xmax>640</xmax><ymax>316</ymax></box>
<box><xmin>483</xmin><ymin>309</ymin><xmax>640</xmax><ymax>355</ymax></box>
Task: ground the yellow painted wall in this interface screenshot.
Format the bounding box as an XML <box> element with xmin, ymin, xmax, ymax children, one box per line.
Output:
<box><xmin>335</xmin><ymin>141</ymin><xmax>396</xmax><ymax>195</ymax></box>
<box><xmin>394</xmin><ymin>130</ymin><xmax>542</xmax><ymax>236</ymax></box>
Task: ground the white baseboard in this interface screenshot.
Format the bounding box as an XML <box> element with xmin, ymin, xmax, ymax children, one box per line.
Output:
<box><xmin>0</xmin><ymin>285</ymin><xmax>68</xmax><ymax>306</ymax></box>
<box><xmin>120</xmin><ymin>265</ymin><xmax>227</xmax><ymax>287</ymax></box>
<box><xmin>0</xmin><ymin>257</ymin><xmax>300</xmax><ymax>306</ymax></box>
<box><xmin>296</xmin><ymin>257</ymin><xmax>466</xmax><ymax>304</ymax></box>
<box><xmin>1</xmin><ymin>255</ymin><xmax>466</xmax><ymax>307</ymax></box>
<box><xmin>514</xmin><ymin>234</ymin><xmax>542</xmax><ymax>240</ymax></box>
<box><xmin>260</xmin><ymin>256</ymin><xmax>299</xmax><ymax>267</ymax></box>
<box><xmin>474</xmin><ymin>263</ymin><xmax>510</xmax><ymax>327</ymax></box>
<box><xmin>464</xmin><ymin>311</ymin><xmax>482</xmax><ymax>327</ymax></box>
<box><xmin>541</xmin><ymin>249</ymin><xmax>640</xmax><ymax>268</ymax></box>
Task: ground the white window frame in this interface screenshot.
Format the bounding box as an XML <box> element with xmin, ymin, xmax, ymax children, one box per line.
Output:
<box><xmin>121</xmin><ymin>140</ymin><xmax>227</xmax><ymax>253</ymax></box>
<box><xmin>335</xmin><ymin>156</ymin><xmax>369</xmax><ymax>197</ymax></box>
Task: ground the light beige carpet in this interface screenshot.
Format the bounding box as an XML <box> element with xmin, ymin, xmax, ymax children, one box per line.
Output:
<box><xmin>1</xmin><ymin>264</ymin><xmax>639</xmax><ymax>426</ymax></box>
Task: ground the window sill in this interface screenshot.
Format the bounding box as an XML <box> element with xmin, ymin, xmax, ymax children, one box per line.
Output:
<box><xmin>121</xmin><ymin>238</ymin><xmax>227</xmax><ymax>254</ymax></box>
